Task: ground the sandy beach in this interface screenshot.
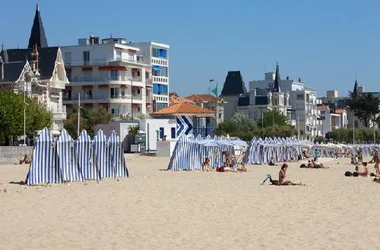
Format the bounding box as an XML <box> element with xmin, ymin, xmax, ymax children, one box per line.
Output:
<box><xmin>1</xmin><ymin>155</ymin><xmax>380</xmax><ymax>250</ymax></box>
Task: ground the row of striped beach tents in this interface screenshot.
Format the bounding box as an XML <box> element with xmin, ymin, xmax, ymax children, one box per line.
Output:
<box><xmin>26</xmin><ymin>128</ymin><xmax>128</xmax><ymax>185</ymax></box>
<box><xmin>168</xmin><ymin>135</ymin><xmax>312</xmax><ymax>170</ymax></box>
<box><xmin>244</xmin><ymin>137</ymin><xmax>309</xmax><ymax>164</ymax></box>
<box><xmin>167</xmin><ymin>134</ymin><xmax>248</xmax><ymax>171</ymax></box>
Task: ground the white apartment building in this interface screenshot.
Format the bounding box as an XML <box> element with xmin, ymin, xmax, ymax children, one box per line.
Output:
<box><xmin>316</xmin><ymin>105</ymin><xmax>348</xmax><ymax>137</ymax></box>
<box><xmin>61</xmin><ymin>36</ymin><xmax>169</xmax><ymax>118</ymax></box>
<box><xmin>247</xmin><ymin>65</ymin><xmax>319</xmax><ymax>139</ymax></box>
<box><xmin>130</xmin><ymin>42</ymin><xmax>170</xmax><ymax>111</ymax></box>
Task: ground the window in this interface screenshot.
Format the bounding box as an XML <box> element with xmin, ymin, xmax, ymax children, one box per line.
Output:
<box><xmin>85</xmin><ymin>90</ymin><xmax>92</xmax><ymax>99</ymax></box>
<box><xmin>111</xmin><ymin>109</ymin><xmax>115</xmax><ymax>115</ymax></box>
<box><xmin>110</xmin><ymin>70</ymin><xmax>119</xmax><ymax>80</ymax></box>
<box><xmin>64</xmin><ymin>52</ymin><xmax>72</xmax><ymax>65</ymax></box>
<box><xmin>110</xmin><ymin>88</ymin><xmax>119</xmax><ymax>99</ymax></box>
<box><xmin>83</xmin><ymin>51</ymin><xmax>90</xmax><ymax>65</ymax></box>
<box><xmin>159</xmin><ymin>127</ymin><xmax>164</xmax><ymax>139</ymax></box>
<box><xmin>171</xmin><ymin>127</ymin><xmax>176</xmax><ymax>139</ymax></box>
<box><xmin>137</xmin><ymin>107</ymin><xmax>140</xmax><ymax>112</ymax></box>
<box><xmin>296</xmin><ymin>94</ymin><xmax>304</xmax><ymax>100</ymax></box>
<box><xmin>152</xmin><ymin>48</ymin><xmax>167</xmax><ymax>58</ymax></box>
<box><xmin>137</xmin><ymin>89</ymin><xmax>140</xmax><ymax>94</ymax></box>
<box><xmin>66</xmin><ymin>71</ymin><xmax>72</xmax><ymax>81</ymax></box>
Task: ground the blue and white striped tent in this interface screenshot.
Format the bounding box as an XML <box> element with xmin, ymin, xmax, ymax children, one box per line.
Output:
<box><xmin>108</xmin><ymin>131</ymin><xmax>129</xmax><ymax>177</ymax></box>
<box><xmin>167</xmin><ymin>135</ymin><xmax>247</xmax><ymax>171</ymax></box>
<box><xmin>26</xmin><ymin>128</ymin><xmax>62</xmax><ymax>185</ymax></box>
<box><xmin>57</xmin><ymin>129</ymin><xmax>82</xmax><ymax>182</ymax></box>
<box><xmin>94</xmin><ymin>129</ymin><xmax>111</xmax><ymax>179</ymax></box>
<box><xmin>76</xmin><ymin>130</ymin><xmax>99</xmax><ymax>180</ymax></box>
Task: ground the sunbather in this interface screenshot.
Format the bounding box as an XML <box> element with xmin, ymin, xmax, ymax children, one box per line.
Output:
<box><xmin>369</xmin><ymin>151</ymin><xmax>380</xmax><ymax>176</ymax></box>
<box><xmin>278</xmin><ymin>164</ymin><xmax>303</xmax><ymax>185</ymax></box>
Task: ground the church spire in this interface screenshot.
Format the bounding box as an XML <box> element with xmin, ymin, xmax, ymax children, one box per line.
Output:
<box><xmin>28</xmin><ymin>4</ymin><xmax>48</xmax><ymax>49</ymax></box>
<box><xmin>353</xmin><ymin>80</ymin><xmax>358</xmax><ymax>96</ymax></box>
<box><xmin>273</xmin><ymin>62</ymin><xmax>281</xmax><ymax>92</ymax></box>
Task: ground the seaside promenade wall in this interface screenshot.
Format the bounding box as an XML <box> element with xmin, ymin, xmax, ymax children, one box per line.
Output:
<box><xmin>0</xmin><ymin>146</ymin><xmax>33</xmax><ymax>165</ymax></box>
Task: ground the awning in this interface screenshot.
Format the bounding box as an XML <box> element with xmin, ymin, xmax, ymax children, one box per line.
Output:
<box><xmin>152</xmin><ymin>65</ymin><xmax>162</xmax><ymax>71</ymax></box>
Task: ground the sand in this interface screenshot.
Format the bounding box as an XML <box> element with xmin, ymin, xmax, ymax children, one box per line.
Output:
<box><xmin>1</xmin><ymin>155</ymin><xmax>380</xmax><ymax>250</ymax></box>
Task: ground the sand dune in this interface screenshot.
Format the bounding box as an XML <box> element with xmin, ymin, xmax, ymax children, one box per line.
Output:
<box><xmin>0</xmin><ymin>156</ymin><xmax>379</xmax><ymax>250</ymax></box>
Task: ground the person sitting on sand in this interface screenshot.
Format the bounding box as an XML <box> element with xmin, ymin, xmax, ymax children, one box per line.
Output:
<box><xmin>307</xmin><ymin>160</ymin><xmax>314</xmax><ymax>168</ymax></box>
<box><xmin>313</xmin><ymin>157</ymin><xmax>324</xmax><ymax>168</ymax></box>
<box><xmin>269</xmin><ymin>157</ymin><xmax>276</xmax><ymax>166</ymax></box>
<box><xmin>351</xmin><ymin>155</ymin><xmax>359</xmax><ymax>165</ymax></box>
<box><xmin>19</xmin><ymin>155</ymin><xmax>31</xmax><ymax>164</ymax></box>
<box><xmin>202</xmin><ymin>158</ymin><xmax>211</xmax><ymax>172</ymax></box>
<box><xmin>358</xmin><ymin>162</ymin><xmax>369</xmax><ymax>177</ymax></box>
<box><xmin>278</xmin><ymin>164</ymin><xmax>303</xmax><ymax>185</ymax></box>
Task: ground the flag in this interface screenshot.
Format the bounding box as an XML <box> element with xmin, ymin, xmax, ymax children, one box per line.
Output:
<box><xmin>212</xmin><ymin>85</ymin><xmax>218</xmax><ymax>96</ymax></box>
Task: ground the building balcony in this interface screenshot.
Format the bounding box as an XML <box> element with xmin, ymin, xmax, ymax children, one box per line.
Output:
<box><xmin>63</xmin><ymin>95</ymin><xmax>146</xmax><ymax>105</ymax></box>
<box><xmin>152</xmin><ymin>76</ymin><xmax>168</xmax><ymax>84</ymax></box>
<box><xmin>68</xmin><ymin>76</ymin><xmax>150</xmax><ymax>87</ymax></box>
<box><xmin>65</xmin><ymin>57</ymin><xmax>149</xmax><ymax>67</ymax></box>
<box><xmin>151</xmin><ymin>57</ymin><xmax>168</xmax><ymax>66</ymax></box>
<box><xmin>53</xmin><ymin>112</ymin><xmax>67</xmax><ymax>121</ymax></box>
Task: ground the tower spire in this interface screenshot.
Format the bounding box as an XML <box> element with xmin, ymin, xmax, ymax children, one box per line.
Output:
<box><xmin>273</xmin><ymin>61</ymin><xmax>281</xmax><ymax>92</ymax></box>
<box><xmin>28</xmin><ymin>4</ymin><xmax>48</xmax><ymax>49</ymax></box>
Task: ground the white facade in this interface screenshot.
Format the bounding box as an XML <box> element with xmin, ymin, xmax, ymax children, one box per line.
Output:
<box><xmin>317</xmin><ymin>106</ymin><xmax>348</xmax><ymax>136</ymax></box>
<box><xmin>249</xmin><ymin>73</ymin><xmax>319</xmax><ymax>138</ymax></box>
<box><xmin>11</xmin><ymin>48</ymin><xmax>68</xmax><ymax>130</ymax></box>
<box><xmin>61</xmin><ymin>37</ymin><xmax>154</xmax><ymax>118</ymax></box>
<box><xmin>130</xmin><ymin>42</ymin><xmax>170</xmax><ymax>111</ymax></box>
<box><xmin>94</xmin><ymin>118</ymin><xmax>177</xmax><ymax>152</ymax></box>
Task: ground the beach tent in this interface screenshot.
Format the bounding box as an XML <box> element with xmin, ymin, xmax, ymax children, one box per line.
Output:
<box><xmin>76</xmin><ymin>130</ymin><xmax>99</xmax><ymax>180</ymax></box>
<box><xmin>57</xmin><ymin>129</ymin><xmax>83</xmax><ymax>182</ymax></box>
<box><xmin>108</xmin><ymin>131</ymin><xmax>129</xmax><ymax>178</ymax></box>
<box><xmin>26</xmin><ymin>127</ymin><xmax>62</xmax><ymax>185</ymax></box>
<box><xmin>93</xmin><ymin>129</ymin><xmax>110</xmax><ymax>179</ymax></box>
<box><xmin>167</xmin><ymin>135</ymin><xmax>247</xmax><ymax>171</ymax></box>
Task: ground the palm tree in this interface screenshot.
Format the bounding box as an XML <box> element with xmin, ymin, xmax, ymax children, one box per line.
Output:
<box><xmin>128</xmin><ymin>125</ymin><xmax>139</xmax><ymax>135</ymax></box>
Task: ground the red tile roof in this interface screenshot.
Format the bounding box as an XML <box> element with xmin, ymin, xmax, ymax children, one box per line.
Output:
<box><xmin>185</xmin><ymin>94</ymin><xmax>222</xmax><ymax>103</ymax></box>
<box><xmin>152</xmin><ymin>102</ymin><xmax>214</xmax><ymax>115</ymax></box>
<box><xmin>169</xmin><ymin>95</ymin><xmax>194</xmax><ymax>105</ymax></box>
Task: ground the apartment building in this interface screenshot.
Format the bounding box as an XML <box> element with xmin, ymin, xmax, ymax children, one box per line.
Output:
<box><xmin>61</xmin><ymin>36</ymin><xmax>153</xmax><ymax>118</ymax></box>
<box><xmin>130</xmin><ymin>42</ymin><xmax>170</xmax><ymax>111</ymax></box>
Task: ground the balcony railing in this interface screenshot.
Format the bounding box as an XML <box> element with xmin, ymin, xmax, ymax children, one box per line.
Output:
<box><xmin>64</xmin><ymin>57</ymin><xmax>148</xmax><ymax>67</ymax></box>
<box><xmin>70</xmin><ymin>76</ymin><xmax>149</xmax><ymax>83</ymax></box>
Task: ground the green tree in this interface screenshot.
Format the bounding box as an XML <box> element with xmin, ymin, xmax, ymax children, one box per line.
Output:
<box><xmin>64</xmin><ymin>107</ymin><xmax>112</xmax><ymax>138</ymax></box>
<box><xmin>348</xmin><ymin>91</ymin><xmax>380</xmax><ymax>127</ymax></box>
<box><xmin>0</xmin><ymin>91</ymin><xmax>52</xmax><ymax>145</ymax></box>
<box><xmin>256</xmin><ymin>109</ymin><xmax>288</xmax><ymax>128</ymax></box>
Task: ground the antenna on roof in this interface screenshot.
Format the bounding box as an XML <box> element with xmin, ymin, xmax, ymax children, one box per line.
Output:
<box><xmin>355</xmin><ymin>72</ymin><xmax>357</xmax><ymax>81</ymax></box>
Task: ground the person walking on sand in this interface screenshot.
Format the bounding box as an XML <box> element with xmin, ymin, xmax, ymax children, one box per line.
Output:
<box><xmin>369</xmin><ymin>151</ymin><xmax>380</xmax><ymax>176</ymax></box>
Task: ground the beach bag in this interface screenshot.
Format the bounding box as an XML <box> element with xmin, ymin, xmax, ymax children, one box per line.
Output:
<box><xmin>300</xmin><ymin>164</ymin><xmax>307</xmax><ymax>168</ymax></box>
<box><xmin>345</xmin><ymin>171</ymin><xmax>353</xmax><ymax>177</ymax></box>
<box><xmin>353</xmin><ymin>172</ymin><xmax>359</xmax><ymax>177</ymax></box>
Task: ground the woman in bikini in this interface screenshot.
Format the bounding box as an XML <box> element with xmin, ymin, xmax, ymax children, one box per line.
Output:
<box><xmin>278</xmin><ymin>164</ymin><xmax>303</xmax><ymax>185</ymax></box>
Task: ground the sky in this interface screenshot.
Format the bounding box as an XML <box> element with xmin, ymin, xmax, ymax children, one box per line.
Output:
<box><xmin>2</xmin><ymin>0</ymin><xmax>380</xmax><ymax>97</ymax></box>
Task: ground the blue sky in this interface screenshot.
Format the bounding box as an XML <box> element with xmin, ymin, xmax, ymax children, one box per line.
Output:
<box><xmin>2</xmin><ymin>0</ymin><xmax>379</xmax><ymax>97</ymax></box>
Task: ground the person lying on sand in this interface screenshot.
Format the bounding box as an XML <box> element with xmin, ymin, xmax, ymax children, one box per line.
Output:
<box><xmin>261</xmin><ymin>173</ymin><xmax>304</xmax><ymax>186</ymax></box>
<box><xmin>373</xmin><ymin>178</ymin><xmax>380</xmax><ymax>183</ymax></box>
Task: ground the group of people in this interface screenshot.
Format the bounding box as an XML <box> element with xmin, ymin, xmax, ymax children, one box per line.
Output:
<box><xmin>202</xmin><ymin>151</ymin><xmax>246</xmax><ymax>172</ymax></box>
<box><xmin>299</xmin><ymin>157</ymin><xmax>325</xmax><ymax>168</ymax></box>
<box><xmin>345</xmin><ymin>150</ymin><xmax>380</xmax><ymax>183</ymax></box>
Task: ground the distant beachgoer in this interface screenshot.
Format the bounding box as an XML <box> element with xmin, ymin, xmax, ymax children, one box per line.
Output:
<box><xmin>19</xmin><ymin>155</ymin><xmax>31</xmax><ymax>165</ymax></box>
<box><xmin>313</xmin><ymin>157</ymin><xmax>324</xmax><ymax>168</ymax></box>
<box><xmin>369</xmin><ymin>151</ymin><xmax>380</xmax><ymax>176</ymax></box>
<box><xmin>279</xmin><ymin>164</ymin><xmax>303</xmax><ymax>185</ymax></box>
<box><xmin>202</xmin><ymin>158</ymin><xmax>210</xmax><ymax>172</ymax></box>
<box><xmin>269</xmin><ymin>157</ymin><xmax>276</xmax><ymax>166</ymax></box>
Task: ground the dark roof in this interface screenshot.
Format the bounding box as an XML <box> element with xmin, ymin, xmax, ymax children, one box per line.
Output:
<box><xmin>0</xmin><ymin>62</ymin><xmax>25</xmax><ymax>82</ymax></box>
<box><xmin>221</xmin><ymin>71</ymin><xmax>247</xmax><ymax>96</ymax></box>
<box><xmin>28</xmin><ymin>5</ymin><xmax>48</xmax><ymax>49</ymax></box>
<box><xmin>273</xmin><ymin>62</ymin><xmax>281</xmax><ymax>92</ymax></box>
<box><xmin>353</xmin><ymin>80</ymin><xmax>358</xmax><ymax>95</ymax></box>
<box><xmin>238</xmin><ymin>95</ymin><xmax>249</xmax><ymax>106</ymax></box>
<box><xmin>1</xmin><ymin>47</ymin><xmax>58</xmax><ymax>80</ymax></box>
<box><xmin>255</xmin><ymin>88</ymin><xmax>268</xmax><ymax>96</ymax></box>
